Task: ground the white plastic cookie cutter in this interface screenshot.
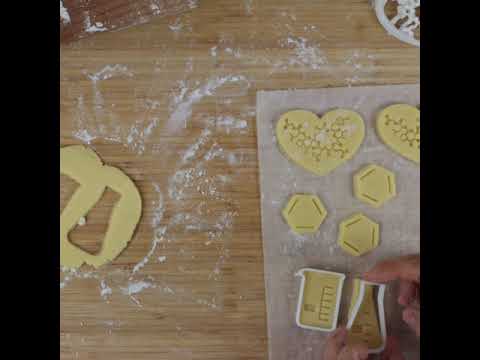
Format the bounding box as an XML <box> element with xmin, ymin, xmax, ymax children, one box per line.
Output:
<box><xmin>373</xmin><ymin>0</ymin><xmax>420</xmax><ymax>47</ymax></box>
<box><xmin>346</xmin><ymin>280</ymin><xmax>387</xmax><ymax>354</ymax></box>
<box><xmin>295</xmin><ymin>268</ymin><xmax>346</xmax><ymax>332</ymax></box>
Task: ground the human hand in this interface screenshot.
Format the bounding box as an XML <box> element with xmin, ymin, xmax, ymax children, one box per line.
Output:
<box><xmin>363</xmin><ymin>255</ymin><xmax>420</xmax><ymax>337</ymax></box>
<box><xmin>323</xmin><ymin>328</ymin><xmax>406</xmax><ymax>360</ymax></box>
<box><xmin>323</xmin><ymin>327</ymin><xmax>369</xmax><ymax>360</ymax></box>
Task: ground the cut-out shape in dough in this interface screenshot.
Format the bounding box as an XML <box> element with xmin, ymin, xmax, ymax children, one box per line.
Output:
<box><xmin>295</xmin><ymin>268</ymin><xmax>346</xmax><ymax>332</ymax></box>
<box><xmin>282</xmin><ymin>194</ymin><xmax>327</xmax><ymax>234</ymax></box>
<box><xmin>276</xmin><ymin>109</ymin><xmax>365</xmax><ymax>176</ymax></box>
<box><xmin>354</xmin><ymin>164</ymin><xmax>396</xmax><ymax>208</ymax></box>
<box><xmin>60</xmin><ymin>145</ymin><xmax>142</xmax><ymax>269</ymax></box>
<box><xmin>347</xmin><ymin>280</ymin><xmax>387</xmax><ymax>354</ymax></box>
<box><xmin>338</xmin><ymin>213</ymin><xmax>379</xmax><ymax>257</ymax></box>
<box><xmin>377</xmin><ymin>104</ymin><xmax>420</xmax><ymax>163</ymax></box>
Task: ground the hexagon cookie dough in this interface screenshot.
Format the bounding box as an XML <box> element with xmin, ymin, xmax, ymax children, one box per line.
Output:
<box><xmin>282</xmin><ymin>194</ymin><xmax>327</xmax><ymax>234</ymax></box>
<box><xmin>338</xmin><ymin>213</ymin><xmax>379</xmax><ymax>256</ymax></box>
<box><xmin>354</xmin><ymin>164</ymin><xmax>396</xmax><ymax>208</ymax></box>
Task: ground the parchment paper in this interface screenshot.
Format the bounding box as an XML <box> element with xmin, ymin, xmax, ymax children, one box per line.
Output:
<box><xmin>256</xmin><ymin>85</ymin><xmax>420</xmax><ymax>360</ymax></box>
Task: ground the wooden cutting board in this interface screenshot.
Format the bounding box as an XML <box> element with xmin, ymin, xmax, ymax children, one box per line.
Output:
<box><xmin>60</xmin><ymin>0</ymin><xmax>198</xmax><ymax>43</ymax></box>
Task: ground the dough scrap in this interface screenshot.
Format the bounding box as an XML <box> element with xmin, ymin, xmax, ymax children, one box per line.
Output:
<box><xmin>60</xmin><ymin>145</ymin><xmax>142</xmax><ymax>269</ymax></box>
<box><xmin>282</xmin><ymin>194</ymin><xmax>327</xmax><ymax>234</ymax></box>
<box><xmin>376</xmin><ymin>104</ymin><xmax>420</xmax><ymax>163</ymax></box>
<box><xmin>338</xmin><ymin>213</ymin><xmax>379</xmax><ymax>257</ymax></box>
<box><xmin>354</xmin><ymin>164</ymin><xmax>396</xmax><ymax>208</ymax></box>
<box><xmin>276</xmin><ymin>109</ymin><xmax>365</xmax><ymax>176</ymax></box>
<box><xmin>347</xmin><ymin>280</ymin><xmax>385</xmax><ymax>352</ymax></box>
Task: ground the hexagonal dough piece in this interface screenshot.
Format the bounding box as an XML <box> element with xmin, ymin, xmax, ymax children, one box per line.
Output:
<box><xmin>338</xmin><ymin>213</ymin><xmax>379</xmax><ymax>256</ymax></box>
<box><xmin>376</xmin><ymin>104</ymin><xmax>420</xmax><ymax>163</ymax></box>
<box><xmin>282</xmin><ymin>194</ymin><xmax>327</xmax><ymax>234</ymax></box>
<box><xmin>354</xmin><ymin>164</ymin><xmax>396</xmax><ymax>208</ymax></box>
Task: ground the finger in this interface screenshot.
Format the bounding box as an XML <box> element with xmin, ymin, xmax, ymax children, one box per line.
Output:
<box><xmin>398</xmin><ymin>280</ymin><xmax>417</xmax><ymax>306</ymax></box>
<box><xmin>402</xmin><ymin>307</ymin><xmax>420</xmax><ymax>337</ymax></box>
<box><xmin>324</xmin><ymin>327</ymin><xmax>348</xmax><ymax>359</ymax></box>
<box><xmin>381</xmin><ymin>337</ymin><xmax>405</xmax><ymax>360</ymax></box>
<box><xmin>338</xmin><ymin>343</ymin><xmax>369</xmax><ymax>360</ymax></box>
<box><xmin>363</xmin><ymin>255</ymin><xmax>420</xmax><ymax>284</ymax></box>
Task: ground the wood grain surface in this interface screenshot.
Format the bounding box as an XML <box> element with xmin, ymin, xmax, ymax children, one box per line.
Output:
<box><xmin>60</xmin><ymin>0</ymin><xmax>197</xmax><ymax>43</ymax></box>
<box><xmin>60</xmin><ymin>1</ymin><xmax>420</xmax><ymax>359</ymax></box>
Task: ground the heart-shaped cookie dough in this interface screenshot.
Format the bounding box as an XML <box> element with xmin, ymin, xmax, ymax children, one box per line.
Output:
<box><xmin>276</xmin><ymin>109</ymin><xmax>365</xmax><ymax>176</ymax></box>
<box><xmin>376</xmin><ymin>104</ymin><xmax>420</xmax><ymax>163</ymax></box>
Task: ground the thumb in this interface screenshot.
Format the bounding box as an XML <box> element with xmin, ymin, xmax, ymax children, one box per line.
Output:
<box><xmin>403</xmin><ymin>307</ymin><xmax>420</xmax><ymax>337</ymax></box>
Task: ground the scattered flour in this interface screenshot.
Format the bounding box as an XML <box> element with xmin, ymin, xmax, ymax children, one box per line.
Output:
<box><xmin>244</xmin><ymin>0</ymin><xmax>255</xmax><ymax>15</ymax></box>
<box><xmin>215</xmin><ymin>115</ymin><xmax>248</xmax><ymax>134</ymax></box>
<box><xmin>121</xmin><ymin>281</ymin><xmax>155</xmax><ymax>296</ymax></box>
<box><xmin>100</xmin><ymin>280</ymin><xmax>113</xmax><ymax>299</ymax></box>
<box><xmin>84</xmin><ymin>12</ymin><xmax>108</xmax><ymax>33</ymax></box>
<box><xmin>60</xmin><ymin>1</ymin><xmax>71</xmax><ymax>24</ymax></box>
<box><xmin>168</xmin><ymin>75</ymin><xmax>251</xmax><ymax>131</ymax></box>
<box><xmin>280</xmin><ymin>36</ymin><xmax>328</xmax><ymax>71</ymax></box>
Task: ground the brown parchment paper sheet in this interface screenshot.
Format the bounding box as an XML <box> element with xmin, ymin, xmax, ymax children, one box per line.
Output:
<box><xmin>256</xmin><ymin>85</ymin><xmax>420</xmax><ymax>360</ymax></box>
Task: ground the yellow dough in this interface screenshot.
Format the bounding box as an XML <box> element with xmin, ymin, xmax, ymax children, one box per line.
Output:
<box><xmin>347</xmin><ymin>280</ymin><xmax>383</xmax><ymax>350</ymax></box>
<box><xmin>338</xmin><ymin>213</ymin><xmax>379</xmax><ymax>257</ymax></box>
<box><xmin>276</xmin><ymin>109</ymin><xmax>365</xmax><ymax>176</ymax></box>
<box><xmin>354</xmin><ymin>164</ymin><xmax>396</xmax><ymax>208</ymax></box>
<box><xmin>60</xmin><ymin>145</ymin><xmax>142</xmax><ymax>269</ymax></box>
<box><xmin>376</xmin><ymin>104</ymin><xmax>420</xmax><ymax>163</ymax></box>
<box><xmin>282</xmin><ymin>194</ymin><xmax>327</xmax><ymax>234</ymax></box>
<box><xmin>297</xmin><ymin>269</ymin><xmax>345</xmax><ymax>331</ymax></box>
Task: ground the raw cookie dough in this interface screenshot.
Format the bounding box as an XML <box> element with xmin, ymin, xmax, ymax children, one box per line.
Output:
<box><xmin>296</xmin><ymin>268</ymin><xmax>346</xmax><ymax>332</ymax></box>
<box><xmin>338</xmin><ymin>213</ymin><xmax>379</xmax><ymax>257</ymax></box>
<box><xmin>276</xmin><ymin>109</ymin><xmax>365</xmax><ymax>176</ymax></box>
<box><xmin>376</xmin><ymin>104</ymin><xmax>420</xmax><ymax>163</ymax></box>
<box><xmin>60</xmin><ymin>145</ymin><xmax>142</xmax><ymax>269</ymax></box>
<box><xmin>347</xmin><ymin>280</ymin><xmax>386</xmax><ymax>353</ymax></box>
<box><xmin>354</xmin><ymin>164</ymin><xmax>396</xmax><ymax>208</ymax></box>
<box><xmin>282</xmin><ymin>194</ymin><xmax>327</xmax><ymax>234</ymax></box>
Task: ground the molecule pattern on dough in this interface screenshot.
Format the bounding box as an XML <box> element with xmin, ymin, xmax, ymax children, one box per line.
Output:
<box><xmin>276</xmin><ymin>110</ymin><xmax>365</xmax><ymax>176</ymax></box>
<box><xmin>377</xmin><ymin>104</ymin><xmax>420</xmax><ymax>163</ymax></box>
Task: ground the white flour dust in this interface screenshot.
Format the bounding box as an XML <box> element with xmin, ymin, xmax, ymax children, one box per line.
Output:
<box><xmin>132</xmin><ymin>184</ymin><xmax>166</xmax><ymax>274</ymax></box>
<box><xmin>244</xmin><ymin>0</ymin><xmax>255</xmax><ymax>15</ymax></box>
<box><xmin>168</xmin><ymin>74</ymin><xmax>251</xmax><ymax>131</ymax></box>
<box><xmin>60</xmin><ymin>1</ymin><xmax>71</xmax><ymax>24</ymax></box>
<box><xmin>100</xmin><ymin>280</ymin><xmax>113</xmax><ymax>299</ymax></box>
<box><xmin>71</xmin><ymin>64</ymin><xmax>137</xmax><ymax>148</ymax></box>
<box><xmin>84</xmin><ymin>12</ymin><xmax>108</xmax><ymax>33</ymax></box>
<box><xmin>215</xmin><ymin>115</ymin><xmax>248</xmax><ymax>134</ymax></box>
<box><xmin>278</xmin><ymin>36</ymin><xmax>328</xmax><ymax>71</ymax></box>
<box><xmin>343</xmin><ymin>50</ymin><xmax>376</xmax><ymax>86</ymax></box>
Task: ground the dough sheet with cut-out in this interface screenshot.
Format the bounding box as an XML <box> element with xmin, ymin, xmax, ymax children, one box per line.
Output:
<box><xmin>60</xmin><ymin>145</ymin><xmax>142</xmax><ymax>269</ymax></box>
<box><xmin>276</xmin><ymin>109</ymin><xmax>365</xmax><ymax>176</ymax></box>
<box><xmin>377</xmin><ymin>104</ymin><xmax>420</xmax><ymax>163</ymax></box>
